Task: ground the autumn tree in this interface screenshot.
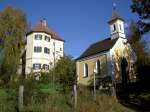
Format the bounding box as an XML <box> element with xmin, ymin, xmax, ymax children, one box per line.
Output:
<box><xmin>128</xmin><ymin>22</ymin><xmax>150</xmax><ymax>81</ymax></box>
<box><xmin>0</xmin><ymin>6</ymin><xmax>28</xmax><ymax>83</ymax></box>
<box><xmin>131</xmin><ymin>0</ymin><xmax>150</xmax><ymax>34</ymax></box>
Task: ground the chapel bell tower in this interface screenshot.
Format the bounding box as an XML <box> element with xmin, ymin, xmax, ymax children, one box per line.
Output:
<box><xmin>108</xmin><ymin>5</ymin><xmax>125</xmax><ymax>40</ymax></box>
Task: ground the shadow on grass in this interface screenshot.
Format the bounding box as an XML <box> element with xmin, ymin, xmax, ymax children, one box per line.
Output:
<box><xmin>116</xmin><ymin>81</ymin><xmax>150</xmax><ymax>112</ymax></box>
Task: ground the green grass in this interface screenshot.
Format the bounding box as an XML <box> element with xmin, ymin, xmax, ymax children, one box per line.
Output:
<box><xmin>0</xmin><ymin>82</ymin><xmax>143</xmax><ymax>112</ymax></box>
<box><xmin>0</xmin><ymin>88</ymin><xmax>17</xmax><ymax>112</ymax></box>
<box><xmin>23</xmin><ymin>84</ymin><xmax>135</xmax><ymax>112</ymax></box>
<box><xmin>39</xmin><ymin>83</ymin><xmax>59</xmax><ymax>94</ymax></box>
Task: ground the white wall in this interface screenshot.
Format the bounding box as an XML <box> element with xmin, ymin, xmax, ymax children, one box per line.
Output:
<box><xmin>25</xmin><ymin>32</ymin><xmax>64</xmax><ymax>74</ymax></box>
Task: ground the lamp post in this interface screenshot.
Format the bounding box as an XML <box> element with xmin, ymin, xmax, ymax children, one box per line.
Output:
<box><xmin>93</xmin><ymin>68</ymin><xmax>97</xmax><ymax>101</ymax></box>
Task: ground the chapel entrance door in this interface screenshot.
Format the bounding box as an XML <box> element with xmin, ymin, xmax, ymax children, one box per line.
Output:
<box><xmin>121</xmin><ymin>58</ymin><xmax>130</xmax><ymax>86</ymax></box>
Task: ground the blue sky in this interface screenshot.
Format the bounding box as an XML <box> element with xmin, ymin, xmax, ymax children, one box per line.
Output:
<box><xmin>0</xmin><ymin>0</ymin><xmax>139</xmax><ymax>58</ymax></box>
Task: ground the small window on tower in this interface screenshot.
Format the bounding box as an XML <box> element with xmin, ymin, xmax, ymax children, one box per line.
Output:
<box><xmin>113</xmin><ymin>24</ymin><xmax>116</xmax><ymax>31</ymax></box>
<box><xmin>119</xmin><ymin>24</ymin><xmax>122</xmax><ymax>31</ymax></box>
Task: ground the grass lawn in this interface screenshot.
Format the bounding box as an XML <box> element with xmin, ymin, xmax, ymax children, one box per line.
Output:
<box><xmin>23</xmin><ymin>83</ymin><xmax>136</xmax><ymax>112</ymax></box>
<box><xmin>0</xmin><ymin>81</ymin><xmax>149</xmax><ymax>112</ymax></box>
<box><xmin>0</xmin><ymin>88</ymin><xmax>17</xmax><ymax>112</ymax></box>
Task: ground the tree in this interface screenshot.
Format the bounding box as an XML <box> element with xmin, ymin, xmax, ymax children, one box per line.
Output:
<box><xmin>0</xmin><ymin>6</ymin><xmax>28</xmax><ymax>83</ymax></box>
<box><xmin>128</xmin><ymin>22</ymin><xmax>150</xmax><ymax>81</ymax></box>
<box><xmin>128</xmin><ymin>22</ymin><xmax>150</xmax><ymax>66</ymax></box>
<box><xmin>131</xmin><ymin>0</ymin><xmax>150</xmax><ymax>34</ymax></box>
<box><xmin>53</xmin><ymin>56</ymin><xmax>76</xmax><ymax>93</ymax></box>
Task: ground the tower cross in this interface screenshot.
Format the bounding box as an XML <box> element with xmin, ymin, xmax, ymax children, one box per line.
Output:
<box><xmin>113</xmin><ymin>2</ymin><xmax>116</xmax><ymax>10</ymax></box>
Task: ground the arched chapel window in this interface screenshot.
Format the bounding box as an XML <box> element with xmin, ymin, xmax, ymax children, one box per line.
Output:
<box><xmin>96</xmin><ymin>60</ymin><xmax>101</xmax><ymax>74</ymax></box>
<box><xmin>83</xmin><ymin>63</ymin><xmax>88</xmax><ymax>77</ymax></box>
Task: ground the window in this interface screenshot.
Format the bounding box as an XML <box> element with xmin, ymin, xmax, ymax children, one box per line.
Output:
<box><xmin>119</xmin><ymin>24</ymin><xmax>122</xmax><ymax>31</ymax></box>
<box><xmin>44</xmin><ymin>47</ymin><xmax>50</xmax><ymax>54</ymax></box>
<box><xmin>96</xmin><ymin>60</ymin><xmax>101</xmax><ymax>74</ymax></box>
<box><xmin>53</xmin><ymin>42</ymin><xmax>55</xmax><ymax>46</ymax></box>
<box><xmin>60</xmin><ymin>48</ymin><xmax>62</xmax><ymax>51</ymax></box>
<box><xmin>56</xmin><ymin>51</ymin><xmax>59</xmax><ymax>54</ymax></box>
<box><xmin>34</xmin><ymin>46</ymin><xmax>42</xmax><ymax>53</ymax></box>
<box><xmin>33</xmin><ymin>63</ymin><xmax>41</xmax><ymax>70</ymax></box>
<box><xmin>35</xmin><ymin>34</ymin><xmax>42</xmax><ymax>40</ymax></box>
<box><xmin>43</xmin><ymin>64</ymin><xmax>49</xmax><ymax>70</ymax></box>
<box><xmin>113</xmin><ymin>24</ymin><xmax>116</xmax><ymax>31</ymax></box>
<box><xmin>45</xmin><ymin>36</ymin><xmax>50</xmax><ymax>42</ymax></box>
<box><xmin>83</xmin><ymin>63</ymin><xmax>88</xmax><ymax>77</ymax></box>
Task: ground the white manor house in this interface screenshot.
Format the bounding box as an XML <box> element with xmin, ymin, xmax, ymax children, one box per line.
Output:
<box><xmin>19</xmin><ymin>19</ymin><xmax>64</xmax><ymax>75</ymax></box>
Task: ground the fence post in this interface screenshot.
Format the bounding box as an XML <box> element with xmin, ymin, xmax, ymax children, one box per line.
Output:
<box><xmin>18</xmin><ymin>85</ymin><xmax>24</xmax><ymax>112</ymax></box>
<box><xmin>73</xmin><ymin>84</ymin><xmax>77</xmax><ymax>109</ymax></box>
<box><xmin>93</xmin><ymin>69</ymin><xmax>97</xmax><ymax>101</ymax></box>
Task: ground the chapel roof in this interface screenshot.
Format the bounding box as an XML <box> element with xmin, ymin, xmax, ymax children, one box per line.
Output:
<box><xmin>76</xmin><ymin>38</ymin><xmax>118</xmax><ymax>60</ymax></box>
<box><xmin>26</xmin><ymin>20</ymin><xmax>64</xmax><ymax>42</ymax></box>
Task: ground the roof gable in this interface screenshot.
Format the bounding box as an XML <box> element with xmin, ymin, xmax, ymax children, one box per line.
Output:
<box><xmin>77</xmin><ymin>38</ymin><xmax>118</xmax><ymax>60</ymax></box>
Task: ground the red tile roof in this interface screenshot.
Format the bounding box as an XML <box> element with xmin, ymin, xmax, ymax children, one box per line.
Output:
<box><xmin>76</xmin><ymin>38</ymin><xmax>118</xmax><ymax>60</ymax></box>
<box><xmin>26</xmin><ymin>20</ymin><xmax>64</xmax><ymax>41</ymax></box>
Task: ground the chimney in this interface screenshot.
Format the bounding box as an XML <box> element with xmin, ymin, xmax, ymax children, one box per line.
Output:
<box><xmin>42</xmin><ymin>18</ymin><xmax>47</xmax><ymax>27</ymax></box>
